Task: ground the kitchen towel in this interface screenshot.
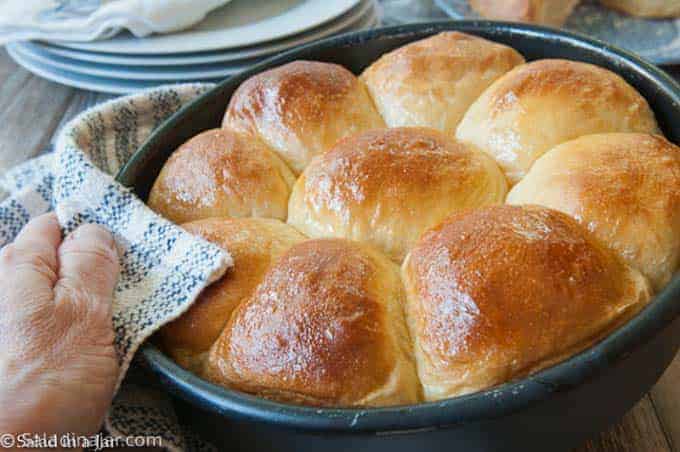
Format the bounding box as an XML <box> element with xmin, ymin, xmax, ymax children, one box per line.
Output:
<box><xmin>0</xmin><ymin>83</ymin><xmax>230</xmax><ymax>451</ymax></box>
<box><xmin>0</xmin><ymin>0</ymin><xmax>231</xmax><ymax>44</ymax></box>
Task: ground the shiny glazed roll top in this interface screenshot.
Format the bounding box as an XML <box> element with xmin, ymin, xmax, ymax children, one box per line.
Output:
<box><xmin>148</xmin><ymin>128</ymin><xmax>296</xmax><ymax>224</ymax></box>
<box><xmin>507</xmin><ymin>133</ymin><xmax>680</xmax><ymax>292</ymax></box>
<box><xmin>205</xmin><ymin>238</ymin><xmax>421</xmax><ymax>407</ymax></box>
<box><xmin>159</xmin><ymin>218</ymin><xmax>306</xmax><ymax>373</ymax></box>
<box><xmin>287</xmin><ymin>127</ymin><xmax>508</xmax><ymax>262</ymax></box>
<box><xmin>402</xmin><ymin>205</ymin><xmax>651</xmax><ymax>401</ymax></box>
<box><xmin>361</xmin><ymin>31</ymin><xmax>524</xmax><ymax>134</ymax></box>
<box><xmin>455</xmin><ymin>59</ymin><xmax>659</xmax><ymax>184</ymax></box>
<box><xmin>222</xmin><ymin>60</ymin><xmax>385</xmax><ymax>174</ymax></box>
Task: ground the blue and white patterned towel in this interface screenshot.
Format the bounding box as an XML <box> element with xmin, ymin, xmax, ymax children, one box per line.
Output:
<box><xmin>0</xmin><ymin>83</ymin><xmax>232</xmax><ymax>452</ymax></box>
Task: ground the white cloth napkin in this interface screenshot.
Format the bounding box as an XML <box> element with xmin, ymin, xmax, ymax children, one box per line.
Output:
<box><xmin>0</xmin><ymin>0</ymin><xmax>231</xmax><ymax>44</ymax></box>
<box><xmin>0</xmin><ymin>83</ymin><xmax>231</xmax><ymax>451</ymax></box>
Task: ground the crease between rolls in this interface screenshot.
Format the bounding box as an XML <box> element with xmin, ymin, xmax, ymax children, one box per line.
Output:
<box><xmin>144</xmin><ymin>31</ymin><xmax>678</xmax><ymax>407</ymax></box>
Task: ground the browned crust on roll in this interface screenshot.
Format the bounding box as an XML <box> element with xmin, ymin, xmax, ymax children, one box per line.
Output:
<box><xmin>361</xmin><ymin>31</ymin><xmax>524</xmax><ymax>133</ymax></box>
<box><xmin>147</xmin><ymin>128</ymin><xmax>295</xmax><ymax>224</ymax></box>
<box><xmin>301</xmin><ymin>127</ymin><xmax>487</xmax><ymax>206</ymax></box>
<box><xmin>455</xmin><ymin>59</ymin><xmax>660</xmax><ymax>184</ymax></box>
<box><xmin>402</xmin><ymin>205</ymin><xmax>650</xmax><ymax>401</ymax></box>
<box><xmin>222</xmin><ymin>60</ymin><xmax>385</xmax><ymax>174</ymax></box>
<box><xmin>158</xmin><ymin>217</ymin><xmax>305</xmax><ymax>373</ymax></box>
<box><xmin>224</xmin><ymin>61</ymin><xmax>356</xmax><ymax>130</ymax></box>
<box><xmin>287</xmin><ymin>127</ymin><xmax>507</xmax><ymax>262</ymax></box>
<box><xmin>485</xmin><ymin>59</ymin><xmax>653</xmax><ymax>118</ymax></box>
<box><xmin>507</xmin><ymin>133</ymin><xmax>680</xmax><ymax>292</ymax></box>
<box><xmin>205</xmin><ymin>238</ymin><xmax>421</xmax><ymax>407</ymax></box>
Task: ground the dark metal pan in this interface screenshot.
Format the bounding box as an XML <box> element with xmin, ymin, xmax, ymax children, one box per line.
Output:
<box><xmin>116</xmin><ymin>21</ymin><xmax>680</xmax><ymax>452</ymax></box>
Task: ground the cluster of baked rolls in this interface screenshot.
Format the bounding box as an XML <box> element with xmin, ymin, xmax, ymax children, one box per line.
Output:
<box><xmin>148</xmin><ymin>31</ymin><xmax>679</xmax><ymax>407</ymax></box>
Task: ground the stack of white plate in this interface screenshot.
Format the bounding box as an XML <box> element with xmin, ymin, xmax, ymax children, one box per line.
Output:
<box><xmin>6</xmin><ymin>0</ymin><xmax>379</xmax><ymax>94</ymax></box>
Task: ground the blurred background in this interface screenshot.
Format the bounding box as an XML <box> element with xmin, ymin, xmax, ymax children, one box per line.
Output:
<box><xmin>0</xmin><ymin>0</ymin><xmax>678</xmax><ymax>94</ymax></box>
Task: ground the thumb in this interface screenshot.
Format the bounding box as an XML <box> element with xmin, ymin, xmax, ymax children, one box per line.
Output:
<box><xmin>55</xmin><ymin>224</ymin><xmax>120</xmax><ymax>324</ymax></box>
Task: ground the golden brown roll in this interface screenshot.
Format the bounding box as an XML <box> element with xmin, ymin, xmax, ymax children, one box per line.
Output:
<box><xmin>402</xmin><ymin>205</ymin><xmax>650</xmax><ymax>401</ymax></box>
<box><xmin>455</xmin><ymin>59</ymin><xmax>660</xmax><ymax>184</ymax></box>
<box><xmin>361</xmin><ymin>32</ymin><xmax>525</xmax><ymax>134</ymax></box>
<box><xmin>601</xmin><ymin>0</ymin><xmax>680</xmax><ymax>17</ymax></box>
<box><xmin>469</xmin><ymin>0</ymin><xmax>581</xmax><ymax>25</ymax></box>
<box><xmin>507</xmin><ymin>133</ymin><xmax>680</xmax><ymax>292</ymax></box>
<box><xmin>205</xmin><ymin>238</ymin><xmax>421</xmax><ymax>407</ymax></box>
<box><xmin>222</xmin><ymin>60</ymin><xmax>385</xmax><ymax>174</ymax></box>
<box><xmin>287</xmin><ymin>127</ymin><xmax>508</xmax><ymax>262</ymax></box>
<box><xmin>148</xmin><ymin>128</ymin><xmax>296</xmax><ymax>224</ymax></box>
<box><xmin>159</xmin><ymin>218</ymin><xmax>305</xmax><ymax>373</ymax></box>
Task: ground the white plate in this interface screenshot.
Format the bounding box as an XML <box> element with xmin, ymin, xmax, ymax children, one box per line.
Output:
<box><xmin>7</xmin><ymin>16</ymin><xmax>380</xmax><ymax>94</ymax></box>
<box><xmin>33</xmin><ymin>0</ymin><xmax>374</xmax><ymax>67</ymax></box>
<box><xmin>6</xmin><ymin>43</ymin><xmax>220</xmax><ymax>94</ymax></box>
<box><xmin>9</xmin><ymin>6</ymin><xmax>377</xmax><ymax>81</ymax></box>
<box><xmin>48</xmin><ymin>0</ymin><xmax>360</xmax><ymax>55</ymax></box>
<box><xmin>9</xmin><ymin>41</ymin><xmax>244</xmax><ymax>80</ymax></box>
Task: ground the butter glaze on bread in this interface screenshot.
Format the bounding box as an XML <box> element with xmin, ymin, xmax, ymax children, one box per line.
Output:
<box><xmin>222</xmin><ymin>60</ymin><xmax>385</xmax><ymax>174</ymax></box>
<box><xmin>205</xmin><ymin>238</ymin><xmax>421</xmax><ymax>407</ymax></box>
<box><xmin>159</xmin><ymin>218</ymin><xmax>305</xmax><ymax>373</ymax></box>
<box><xmin>402</xmin><ymin>205</ymin><xmax>651</xmax><ymax>401</ymax></box>
<box><xmin>148</xmin><ymin>128</ymin><xmax>295</xmax><ymax>224</ymax></box>
<box><xmin>147</xmin><ymin>34</ymin><xmax>677</xmax><ymax>409</ymax></box>
<box><xmin>507</xmin><ymin>133</ymin><xmax>680</xmax><ymax>292</ymax></box>
<box><xmin>601</xmin><ymin>0</ymin><xmax>680</xmax><ymax>17</ymax></box>
<box><xmin>361</xmin><ymin>32</ymin><xmax>525</xmax><ymax>134</ymax></box>
<box><xmin>469</xmin><ymin>0</ymin><xmax>581</xmax><ymax>25</ymax></box>
<box><xmin>287</xmin><ymin>127</ymin><xmax>508</xmax><ymax>262</ymax></box>
<box><xmin>456</xmin><ymin>59</ymin><xmax>660</xmax><ymax>184</ymax></box>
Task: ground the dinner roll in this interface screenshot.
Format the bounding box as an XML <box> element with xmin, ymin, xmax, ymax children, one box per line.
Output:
<box><xmin>601</xmin><ymin>0</ymin><xmax>680</xmax><ymax>17</ymax></box>
<box><xmin>288</xmin><ymin>127</ymin><xmax>507</xmax><ymax>262</ymax></box>
<box><xmin>148</xmin><ymin>128</ymin><xmax>295</xmax><ymax>224</ymax></box>
<box><xmin>361</xmin><ymin>32</ymin><xmax>524</xmax><ymax>134</ymax></box>
<box><xmin>205</xmin><ymin>238</ymin><xmax>420</xmax><ymax>407</ymax></box>
<box><xmin>402</xmin><ymin>205</ymin><xmax>650</xmax><ymax>401</ymax></box>
<box><xmin>222</xmin><ymin>60</ymin><xmax>385</xmax><ymax>174</ymax></box>
<box><xmin>507</xmin><ymin>133</ymin><xmax>680</xmax><ymax>292</ymax></box>
<box><xmin>159</xmin><ymin>218</ymin><xmax>305</xmax><ymax>373</ymax></box>
<box><xmin>456</xmin><ymin>59</ymin><xmax>659</xmax><ymax>184</ymax></box>
<box><xmin>469</xmin><ymin>0</ymin><xmax>581</xmax><ymax>25</ymax></box>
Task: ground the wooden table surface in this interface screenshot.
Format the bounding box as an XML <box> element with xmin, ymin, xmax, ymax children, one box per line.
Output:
<box><xmin>0</xmin><ymin>35</ymin><xmax>678</xmax><ymax>452</ymax></box>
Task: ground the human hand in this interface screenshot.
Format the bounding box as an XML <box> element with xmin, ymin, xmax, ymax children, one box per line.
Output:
<box><xmin>0</xmin><ymin>213</ymin><xmax>120</xmax><ymax>438</ymax></box>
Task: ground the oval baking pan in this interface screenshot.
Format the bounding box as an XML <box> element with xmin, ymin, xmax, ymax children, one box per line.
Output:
<box><xmin>116</xmin><ymin>21</ymin><xmax>680</xmax><ymax>452</ymax></box>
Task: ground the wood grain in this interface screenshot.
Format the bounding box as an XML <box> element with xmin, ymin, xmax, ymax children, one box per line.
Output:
<box><xmin>0</xmin><ymin>48</ymin><xmax>74</xmax><ymax>173</ymax></box>
<box><xmin>577</xmin><ymin>396</ymin><xmax>672</xmax><ymax>451</ymax></box>
<box><xmin>652</xmin><ymin>354</ymin><xmax>680</xmax><ymax>451</ymax></box>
